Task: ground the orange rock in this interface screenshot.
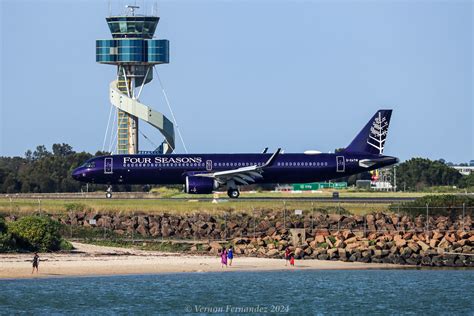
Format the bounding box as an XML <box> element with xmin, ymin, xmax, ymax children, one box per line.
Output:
<box><xmin>368</xmin><ymin>233</ymin><xmax>378</xmax><ymax>240</ymax></box>
<box><xmin>395</xmin><ymin>239</ymin><xmax>407</xmax><ymax>247</ymax></box>
<box><xmin>345</xmin><ymin>236</ymin><xmax>358</xmax><ymax>244</ymax></box>
<box><xmin>342</xmin><ymin>230</ymin><xmax>355</xmax><ymax>240</ymax></box>
<box><xmin>445</xmin><ymin>234</ymin><xmax>456</xmax><ymax>243</ymax></box>
<box><xmin>417</xmin><ymin>240</ymin><xmax>430</xmax><ymax>252</ymax></box>
<box><xmin>457</xmin><ymin>231</ymin><xmax>468</xmax><ymax>239</ymax></box>
<box><xmin>433</xmin><ymin>231</ymin><xmax>444</xmax><ymax>240</ymax></box>
<box><xmin>437</xmin><ymin>238</ymin><xmax>451</xmax><ymax>250</ymax></box>
<box><xmin>429</xmin><ymin>239</ymin><xmax>439</xmax><ymax>248</ymax></box>
<box><xmin>408</xmin><ymin>242</ymin><xmax>420</xmax><ymax>253</ymax></box>
<box><xmin>315</xmin><ymin>235</ymin><xmax>325</xmax><ymax>243</ymax></box>
<box><xmin>315</xmin><ymin>229</ymin><xmax>330</xmax><ymax>237</ymax></box>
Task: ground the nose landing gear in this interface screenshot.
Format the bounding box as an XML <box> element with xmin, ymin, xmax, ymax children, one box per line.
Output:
<box><xmin>105</xmin><ymin>186</ymin><xmax>113</xmax><ymax>199</ymax></box>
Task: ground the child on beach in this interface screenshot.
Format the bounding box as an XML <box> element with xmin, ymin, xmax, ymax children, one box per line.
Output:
<box><xmin>220</xmin><ymin>247</ymin><xmax>228</xmax><ymax>268</ymax></box>
<box><xmin>285</xmin><ymin>247</ymin><xmax>291</xmax><ymax>266</ymax></box>
<box><xmin>32</xmin><ymin>253</ymin><xmax>39</xmax><ymax>274</ymax></box>
<box><xmin>290</xmin><ymin>253</ymin><xmax>295</xmax><ymax>267</ymax></box>
<box><xmin>227</xmin><ymin>246</ymin><xmax>234</xmax><ymax>266</ymax></box>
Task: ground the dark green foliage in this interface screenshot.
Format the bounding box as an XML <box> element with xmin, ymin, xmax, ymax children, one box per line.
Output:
<box><xmin>0</xmin><ymin>216</ymin><xmax>6</xmax><ymax>233</ymax></box>
<box><xmin>396</xmin><ymin>158</ymin><xmax>462</xmax><ymax>191</ymax></box>
<box><xmin>1</xmin><ymin>215</ymin><xmax>73</xmax><ymax>253</ymax></box>
<box><xmin>59</xmin><ymin>239</ymin><xmax>74</xmax><ymax>251</ymax></box>
<box><xmin>459</xmin><ymin>173</ymin><xmax>474</xmax><ymax>189</ymax></box>
<box><xmin>0</xmin><ymin>143</ymin><xmax>148</xmax><ymax>193</ymax></box>
<box><xmin>0</xmin><ymin>144</ymin><xmax>94</xmax><ymax>193</ymax></box>
<box><xmin>0</xmin><ymin>216</ymin><xmax>16</xmax><ymax>252</ymax></box>
<box><xmin>8</xmin><ymin>216</ymin><xmax>62</xmax><ymax>251</ymax></box>
<box><xmin>390</xmin><ymin>195</ymin><xmax>474</xmax><ymax>217</ymax></box>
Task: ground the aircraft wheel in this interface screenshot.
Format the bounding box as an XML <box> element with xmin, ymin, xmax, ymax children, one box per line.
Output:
<box><xmin>227</xmin><ymin>189</ymin><xmax>240</xmax><ymax>199</ymax></box>
<box><xmin>106</xmin><ymin>192</ymin><xmax>113</xmax><ymax>199</ymax></box>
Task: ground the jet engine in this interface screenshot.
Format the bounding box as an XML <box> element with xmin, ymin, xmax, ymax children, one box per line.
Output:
<box><xmin>185</xmin><ymin>176</ymin><xmax>218</xmax><ymax>194</ymax></box>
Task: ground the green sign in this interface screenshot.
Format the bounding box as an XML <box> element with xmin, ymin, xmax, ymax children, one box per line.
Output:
<box><xmin>292</xmin><ymin>182</ymin><xmax>347</xmax><ymax>191</ymax></box>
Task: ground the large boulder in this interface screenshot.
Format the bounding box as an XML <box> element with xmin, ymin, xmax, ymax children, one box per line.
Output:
<box><xmin>266</xmin><ymin>249</ymin><xmax>280</xmax><ymax>257</ymax></box>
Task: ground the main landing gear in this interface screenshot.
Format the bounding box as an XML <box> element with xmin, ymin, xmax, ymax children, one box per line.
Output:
<box><xmin>227</xmin><ymin>188</ymin><xmax>240</xmax><ymax>199</ymax></box>
<box><xmin>106</xmin><ymin>186</ymin><xmax>113</xmax><ymax>199</ymax></box>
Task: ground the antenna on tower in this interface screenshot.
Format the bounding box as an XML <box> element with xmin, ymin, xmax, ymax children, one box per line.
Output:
<box><xmin>108</xmin><ymin>0</ymin><xmax>112</xmax><ymax>16</ymax></box>
<box><xmin>126</xmin><ymin>4</ymin><xmax>140</xmax><ymax>16</ymax></box>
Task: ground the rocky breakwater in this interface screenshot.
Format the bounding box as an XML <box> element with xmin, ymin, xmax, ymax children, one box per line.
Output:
<box><xmin>219</xmin><ymin>229</ymin><xmax>474</xmax><ymax>267</ymax></box>
<box><xmin>7</xmin><ymin>211</ymin><xmax>472</xmax><ymax>267</ymax></box>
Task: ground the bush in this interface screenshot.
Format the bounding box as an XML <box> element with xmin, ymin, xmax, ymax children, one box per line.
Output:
<box><xmin>59</xmin><ymin>239</ymin><xmax>74</xmax><ymax>251</ymax></box>
<box><xmin>8</xmin><ymin>216</ymin><xmax>62</xmax><ymax>251</ymax></box>
<box><xmin>0</xmin><ymin>231</ymin><xmax>15</xmax><ymax>252</ymax></box>
<box><xmin>0</xmin><ymin>216</ymin><xmax>6</xmax><ymax>234</ymax></box>
<box><xmin>0</xmin><ymin>217</ymin><xmax>16</xmax><ymax>252</ymax></box>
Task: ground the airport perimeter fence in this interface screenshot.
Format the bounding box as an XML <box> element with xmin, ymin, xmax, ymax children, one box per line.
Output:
<box><xmin>40</xmin><ymin>204</ymin><xmax>474</xmax><ymax>244</ymax></box>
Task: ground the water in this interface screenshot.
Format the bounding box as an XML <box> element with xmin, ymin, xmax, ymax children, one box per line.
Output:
<box><xmin>0</xmin><ymin>270</ymin><xmax>473</xmax><ymax>315</ymax></box>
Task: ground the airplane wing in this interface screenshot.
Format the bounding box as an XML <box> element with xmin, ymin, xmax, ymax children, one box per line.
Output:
<box><xmin>195</xmin><ymin>148</ymin><xmax>281</xmax><ymax>185</ymax></box>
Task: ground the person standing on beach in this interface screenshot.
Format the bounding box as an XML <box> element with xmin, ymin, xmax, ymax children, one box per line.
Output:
<box><xmin>290</xmin><ymin>253</ymin><xmax>295</xmax><ymax>267</ymax></box>
<box><xmin>227</xmin><ymin>246</ymin><xmax>234</xmax><ymax>266</ymax></box>
<box><xmin>220</xmin><ymin>246</ymin><xmax>228</xmax><ymax>268</ymax></box>
<box><xmin>285</xmin><ymin>247</ymin><xmax>291</xmax><ymax>266</ymax></box>
<box><xmin>32</xmin><ymin>253</ymin><xmax>39</xmax><ymax>274</ymax></box>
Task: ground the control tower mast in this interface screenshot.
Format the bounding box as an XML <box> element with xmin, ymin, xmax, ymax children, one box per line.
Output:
<box><xmin>96</xmin><ymin>5</ymin><xmax>175</xmax><ymax>154</ymax></box>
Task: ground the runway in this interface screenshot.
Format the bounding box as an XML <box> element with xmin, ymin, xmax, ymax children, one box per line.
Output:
<box><xmin>0</xmin><ymin>193</ymin><xmax>415</xmax><ymax>203</ymax></box>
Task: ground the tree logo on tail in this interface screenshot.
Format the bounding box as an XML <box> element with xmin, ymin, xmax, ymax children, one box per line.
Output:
<box><xmin>367</xmin><ymin>112</ymin><xmax>389</xmax><ymax>154</ymax></box>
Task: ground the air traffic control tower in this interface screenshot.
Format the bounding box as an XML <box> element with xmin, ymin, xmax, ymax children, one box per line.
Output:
<box><xmin>96</xmin><ymin>5</ymin><xmax>175</xmax><ymax>154</ymax></box>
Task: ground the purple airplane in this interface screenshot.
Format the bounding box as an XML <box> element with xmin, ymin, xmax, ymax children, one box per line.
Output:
<box><xmin>72</xmin><ymin>110</ymin><xmax>398</xmax><ymax>198</ymax></box>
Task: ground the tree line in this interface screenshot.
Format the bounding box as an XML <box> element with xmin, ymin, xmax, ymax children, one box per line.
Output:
<box><xmin>396</xmin><ymin>158</ymin><xmax>473</xmax><ymax>191</ymax></box>
<box><xmin>0</xmin><ymin>144</ymin><xmax>472</xmax><ymax>193</ymax></box>
<box><xmin>0</xmin><ymin>144</ymin><xmax>108</xmax><ymax>193</ymax></box>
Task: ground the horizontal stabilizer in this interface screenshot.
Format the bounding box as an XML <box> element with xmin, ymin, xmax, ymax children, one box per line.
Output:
<box><xmin>359</xmin><ymin>157</ymin><xmax>399</xmax><ymax>168</ymax></box>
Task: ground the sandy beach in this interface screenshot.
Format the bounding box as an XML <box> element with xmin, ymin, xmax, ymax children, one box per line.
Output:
<box><xmin>0</xmin><ymin>242</ymin><xmax>407</xmax><ymax>279</ymax></box>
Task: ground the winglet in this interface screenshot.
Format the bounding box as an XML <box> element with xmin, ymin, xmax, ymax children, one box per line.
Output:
<box><xmin>262</xmin><ymin>147</ymin><xmax>269</xmax><ymax>154</ymax></box>
<box><xmin>263</xmin><ymin>148</ymin><xmax>281</xmax><ymax>167</ymax></box>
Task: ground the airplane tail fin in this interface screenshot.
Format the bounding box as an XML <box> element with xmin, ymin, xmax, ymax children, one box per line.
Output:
<box><xmin>343</xmin><ymin>109</ymin><xmax>393</xmax><ymax>155</ymax></box>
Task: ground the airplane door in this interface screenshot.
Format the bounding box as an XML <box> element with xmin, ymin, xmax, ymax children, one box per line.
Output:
<box><xmin>206</xmin><ymin>160</ymin><xmax>213</xmax><ymax>171</ymax></box>
<box><xmin>336</xmin><ymin>156</ymin><xmax>345</xmax><ymax>172</ymax></box>
<box><xmin>104</xmin><ymin>157</ymin><xmax>113</xmax><ymax>174</ymax></box>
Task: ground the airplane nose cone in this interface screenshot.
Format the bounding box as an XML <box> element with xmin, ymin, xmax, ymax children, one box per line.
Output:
<box><xmin>72</xmin><ymin>168</ymin><xmax>83</xmax><ymax>180</ymax></box>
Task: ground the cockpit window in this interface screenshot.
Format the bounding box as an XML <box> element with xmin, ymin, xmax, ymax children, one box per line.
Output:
<box><xmin>86</xmin><ymin>162</ymin><xmax>96</xmax><ymax>168</ymax></box>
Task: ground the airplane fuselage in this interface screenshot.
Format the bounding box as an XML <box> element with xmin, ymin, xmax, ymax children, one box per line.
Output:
<box><xmin>73</xmin><ymin>152</ymin><xmax>397</xmax><ymax>185</ymax></box>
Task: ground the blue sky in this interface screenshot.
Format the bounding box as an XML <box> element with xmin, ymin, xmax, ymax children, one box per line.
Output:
<box><xmin>0</xmin><ymin>0</ymin><xmax>472</xmax><ymax>163</ymax></box>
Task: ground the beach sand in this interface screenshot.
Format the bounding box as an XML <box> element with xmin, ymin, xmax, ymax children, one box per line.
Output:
<box><xmin>0</xmin><ymin>242</ymin><xmax>404</xmax><ymax>279</ymax></box>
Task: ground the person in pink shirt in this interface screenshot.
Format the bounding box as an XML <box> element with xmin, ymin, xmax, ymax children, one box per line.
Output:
<box><xmin>220</xmin><ymin>246</ymin><xmax>228</xmax><ymax>268</ymax></box>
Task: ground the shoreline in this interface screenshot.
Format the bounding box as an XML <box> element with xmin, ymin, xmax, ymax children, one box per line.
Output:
<box><xmin>0</xmin><ymin>242</ymin><xmax>410</xmax><ymax>280</ymax></box>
